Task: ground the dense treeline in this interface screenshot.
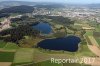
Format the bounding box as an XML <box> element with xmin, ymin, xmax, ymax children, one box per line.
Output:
<box><xmin>0</xmin><ymin>25</ymin><xmax>40</xmax><ymax>43</ymax></box>
<box><xmin>10</xmin><ymin>16</ymin><xmax>37</xmax><ymax>27</ymax></box>
<box><xmin>34</xmin><ymin>15</ymin><xmax>74</xmax><ymax>25</ymax></box>
<box><xmin>10</xmin><ymin>15</ymin><xmax>74</xmax><ymax>27</ymax></box>
<box><xmin>0</xmin><ymin>13</ymin><xmax>10</xmax><ymax>18</ymax></box>
<box><xmin>34</xmin><ymin>4</ymin><xmax>65</xmax><ymax>9</ymax></box>
<box><xmin>0</xmin><ymin>5</ymin><xmax>34</xmax><ymax>14</ymax></box>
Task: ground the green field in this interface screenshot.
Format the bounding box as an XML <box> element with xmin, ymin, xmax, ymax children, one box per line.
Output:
<box><xmin>63</xmin><ymin>63</ymin><xmax>91</xmax><ymax>66</ymax></box>
<box><xmin>0</xmin><ymin>52</ymin><xmax>15</xmax><ymax>62</ymax></box>
<box><xmin>11</xmin><ymin>62</ymin><xmax>33</xmax><ymax>66</ymax></box>
<box><xmin>0</xmin><ymin>18</ymin><xmax>4</xmax><ymax>22</ymax></box>
<box><xmin>85</xmin><ymin>30</ymin><xmax>93</xmax><ymax>36</ymax></box>
<box><xmin>35</xmin><ymin>60</ymin><xmax>91</xmax><ymax>66</ymax></box>
<box><xmin>76</xmin><ymin>44</ymin><xmax>96</xmax><ymax>56</ymax></box>
<box><xmin>95</xmin><ymin>38</ymin><xmax>100</xmax><ymax>45</ymax></box>
<box><xmin>35</xmin><ymin>60</ymin><xmax>62</xmax><ymax>66</ymax></box>
<box><xmin>94</xmin><ymin>25</ymin><xmax>100</xmax><ymax>45</ymax></box>
<box><xmin>13</xmin><ymin>48</ymin><xmax>34</xmax><ymax>63</ymax></box>
<box><xmin>3</xmin><ymin>42</ymin><xmax>19</xmax><ymax>50</ymax></box>
<box><xmin>0</xmin><ymin>40</ymin><xmax>7</xmax><ymax>48</ymax></box>
<box><xmin>95</xmin><ymin>25</ymin><xmax>100</xmax><ymax>32</ymax></box>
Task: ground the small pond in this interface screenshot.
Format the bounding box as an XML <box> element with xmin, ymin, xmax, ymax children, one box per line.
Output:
<box><xmin>32</xmin><ymin>22</ymin><xmax>52</xmax><ymax>34</ymax></box>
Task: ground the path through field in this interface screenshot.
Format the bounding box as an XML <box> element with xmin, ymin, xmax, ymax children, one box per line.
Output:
<box><xmin>86</xmin><ymin>36</ymin><xmax>100</xmax><ymax>66</ymax></box>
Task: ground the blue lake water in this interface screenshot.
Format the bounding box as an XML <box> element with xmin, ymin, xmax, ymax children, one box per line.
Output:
<box><xmin>37</xmin><ymin>36</ymin><xmax>81</xmax><ymax>52</ymax></box>
<box><xmin>32</xmin><ymin>22</ymin><xmax>52</xmax><ymax>34</ymax></box>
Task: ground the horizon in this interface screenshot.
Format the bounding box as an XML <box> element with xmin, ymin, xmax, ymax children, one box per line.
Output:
<box><xmin>0</xmin><ymin>0</ymin><xmax>100</xmax><ymax>4</ymax></box>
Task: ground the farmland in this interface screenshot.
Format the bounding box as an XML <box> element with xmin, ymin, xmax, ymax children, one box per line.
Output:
<box><xmin>0</xmin><ymin>3</ymin><xmax>100</xmax><ymax>66</ymax></box>
<box><xmin>0</xmin><ymin>52</ymin><xmax>15</xmax><ymax>62</ymax></box>
<box><xmin>13</xmin><ymin>48</ymin><xmax>34</xmax><ymax>63</ymax></box>
<box><xmin>35</xmin><ymin>60</ymin><xmax>62</xmax><ymax>66</ymax></box>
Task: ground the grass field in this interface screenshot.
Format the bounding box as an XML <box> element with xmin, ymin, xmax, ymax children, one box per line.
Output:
<box><xmin>85</xmin><ymin>30</ymin><xmax>93</xmax><ymax>36</ymax></box>
<box><xmin>35</xmin><ymin>60</ymin><xmax>62</xmax><ymax>66</ymax></box>
<box><xmin>3</xmin><ymin>42</ymin><xmax>19</xmax><ymax>50</ymax></box>
<box><xmin>95</xmin><ymin>25</ymin><xmax>100</xmax><ymax>32</ymax></box>
<box><xmin>95</xmin><ymin>38</ymin><xmax>100</xmax><ymax>45</ymax></box>
<box><xmin>0</xmin><ymin>40</ymin><xmax>7</xmax><ymax>48</ymax></box>
<box><xmin>11</xmin><ymin>62</ymin><xmax>33</xmax><ymax>66</ymax></box>
<box><xmin>94</xmin><ymin>25</ymin><xmax>100</xmax><ymax>45</ymax></box>
<box><xmin>63</xmin><ymin>63</ymin><xmax>91</xmax><ymax>66</ymax></box>
<box><xmin>76</xmin><ymin>44</ymin><xmax>96</xmax><ymax>57</ymax></box>
<box><xmin>88</xmin><ymin>36</ymin><xmax>99</xmax><ymax>46</ymax></box>
<box><xmin>13</xmin><ymin>48</ymin><xmax>34</xmax><ymax>63</ymax></box>
<box><xmin>0</xmin><ymin>52</ymin><xmax>15</xmax><ymax>62</ymax></box>
<box><xmin>0</xmin><ymin>18</ymin><xmax>4</xmax><ymax>22</ymax></box>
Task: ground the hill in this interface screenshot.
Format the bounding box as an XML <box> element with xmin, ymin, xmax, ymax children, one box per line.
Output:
<box><xmin>0</xmin><ymin>5</ymin><xmax>34</xmax><ymax>14</ymax></box>
<box><xmin>0</xmin><ymin>1</ymin><xmax>36</xmax><ymax>9</ymax></box>
<box><xmin>34</xmin><ymin>4</ymin><xmax>65</xmax><ymax>8</ymax></box>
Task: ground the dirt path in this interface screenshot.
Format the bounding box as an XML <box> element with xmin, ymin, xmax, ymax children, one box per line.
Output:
<box><xmin>85</xmin><ymin>36</ymin><xmax>100</xmax><ymax>66</ymax></box>
<box><xmin>87</xmin><ymin>36</ymin><xmax>100</xmax><ymax>56</ymax></box>
<box><xmin>87</xmin><ymin>45</ymin><xmax>100</xmax><ymax>56</ymax></box>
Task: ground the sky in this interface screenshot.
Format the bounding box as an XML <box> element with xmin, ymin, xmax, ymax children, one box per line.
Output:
<box><xmin>1</xmin><ymin>0</ymin><xmax>100</xmax><ymax>4</ymax></box>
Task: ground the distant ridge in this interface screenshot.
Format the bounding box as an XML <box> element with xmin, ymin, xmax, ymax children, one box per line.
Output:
<box><xmin>0</xmin><ymin>5</ymin><xmax>34</xmax><ymax>14</ymax></box>
<box><xmin>34</xmin><ymin>4</ymin><xmax>65</xmax><ymax>8</ymax></box>
<box><xmin>0</xmin><ymin>1</ymin><xmax>36</xmax><ymax>9</ymax></box>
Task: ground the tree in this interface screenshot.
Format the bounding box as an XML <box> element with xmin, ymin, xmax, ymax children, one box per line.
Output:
<box><xmin>0</xmin><ymin>25</ymin><xmax>40</xmax><ymax>43</ymax></box>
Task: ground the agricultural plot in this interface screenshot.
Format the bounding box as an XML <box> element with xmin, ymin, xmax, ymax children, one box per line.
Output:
<box><xmin>0</xmin><ymin>40</ymin><xmax>7</xmax><ymax>48</ymax></box>
<box><xmin>95</xmin><ymin>25</ymin><xmax>100</xmax><ymax>32</ymax></box>
<box><xmin>0</xmin><ymin>62</ymin><xmax>12</xmax><ymax>66</ymax></box>
<box><xmin>77</xmin><ymin>44</ymin><xmax>96</xmax><ymax>56</ymax></box>
<box><xmin>88</xmin><ymin>36</ymin><xmax>99</xmax><ymax>47</ymax></box>
<box><xmin>13</xmin><ymin>48</ymin><xmax>34</xmax><ymax>63</ymax></box>
<box><xmin>0</xmin><ymin>52</ymin><xmax>15</xmax><ymax>62</ymax></box>
<box><xmin>63</xmin><ymin>63</ymin><xmax>91</xmax><ymax>66</ymax></box>
<box><xmin>93</xmin><ymin>32</ymin><xmax>100</xmax><ymax>45</ymax></box>
<box><xmin>35</xmin><ymin>60</ymin><xmax>62</xmax><ymax>66</ymax></box>
<box><xmin>85</xmin><ymin>30</ymin><xmax>93</xmax><ymax>36</ymax></box>
<box><xmin>85</xmin><ymin>36</ymin><xmax>93</xmax><ymax>45</ymax></box>
<box><xmin>0</xmin><ymin>42</ymin><xmax>19</xmax><ymax>52</ymax></box>
<box><xmin>3</xmin><ymin>43</ymin><xmax>19</xmax><ymax>50</ymax></box>
<box><xmin>94</xmin><ymin>38</ymin><xmax>100</xmax><ymax>46</ymax></box>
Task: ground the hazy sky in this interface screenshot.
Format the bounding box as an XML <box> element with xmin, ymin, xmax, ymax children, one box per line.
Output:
<box><xmin>1</xmin><ymin>0</ymin><xmax>100</xmax><ymax>4</ymax></box>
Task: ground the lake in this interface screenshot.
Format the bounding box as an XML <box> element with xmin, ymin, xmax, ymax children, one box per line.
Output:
<box><xmin>37</xmin><ymin>36</ymin><xmax>81</xmax><ymax>52</ymax></box>
<box><xmin>32</xmin><ymin>22</ymin><xmax>52</xmax><ymax>34</ymax></box>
